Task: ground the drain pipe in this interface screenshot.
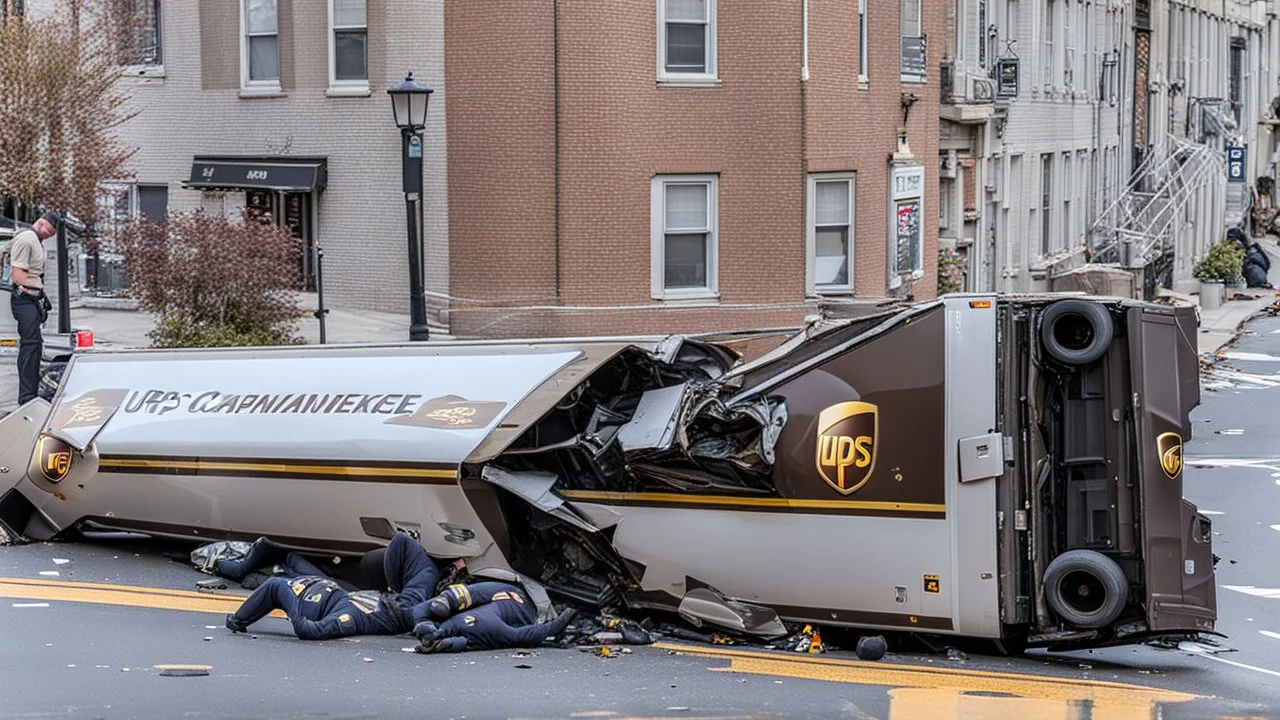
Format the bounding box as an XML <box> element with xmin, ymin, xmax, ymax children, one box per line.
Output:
<box><xmin>801</xmin><ymin>0</ymin><xmax>810</xmax><ymax>82</ymax></box>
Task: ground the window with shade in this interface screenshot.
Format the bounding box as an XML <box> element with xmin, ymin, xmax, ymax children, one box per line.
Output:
<box><xmin>651</xmin><ymin>176</ymin><xmax>719</xmax><ymax>299</ymax></box>
<box><xmin>658</xmin><ymin>0</ymin><xmax>717</xmax><ymax>83</ymax></box>
<box><xmin>331</xmin><ymin>0</ymin><xmax>368</xmax><ymax>87</ymax></box>
<box><xmin>243</xmin><ymin>0</ymin><xmax>279</xmax><ymax>87</ymax></box>
<box><xmin>808</xmin><ymin>174</ymin><xmax>856</xmax><ymax>293</ymax></box>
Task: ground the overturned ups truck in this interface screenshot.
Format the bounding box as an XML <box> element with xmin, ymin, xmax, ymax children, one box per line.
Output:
<box><xmin>0</xmin><ymin>294</ymin><xmax>1215</xmax><ymax>650</ymax></box>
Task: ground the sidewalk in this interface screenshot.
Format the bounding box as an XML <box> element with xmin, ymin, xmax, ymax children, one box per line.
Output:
<box><xmin>62</xmin><ymin>260</ymin><xmax>1280</xmax><ymax>354</ymax></box>
<box><xmin>1177</xmin><ymin>242</ymin><xmax>1280</xmax><ymax>357</ymax></box>
<box><xmin>69</xmin><ymin>292</ymin><xmax>445</xmax><ymax>350</ymax></box>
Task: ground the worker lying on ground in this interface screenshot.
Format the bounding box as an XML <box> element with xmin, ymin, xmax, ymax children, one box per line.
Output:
<box><xmin>225</xmin><ymin>531</ymin><xmax>439</xmax><ymax>640</ymax></box>
<box><xmin>413</xmin><ymin>581</ymin><xmax>577</xmax><ymax>653</ymax></box>
<box><xmin>211</xmin><ymin>536</ymin><xmax>388</xmax><ymax>590</ymax></box>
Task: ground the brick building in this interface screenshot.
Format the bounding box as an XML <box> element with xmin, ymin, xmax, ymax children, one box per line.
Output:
<box><xmin>96</xmin><ymin>0</ymin><xmax>940</xmax><ymax>340</ymax></box>
<box><xmin>444</xmin><ymin>0</ymin><xmax>942</xmax><ymax>338</ymax></box>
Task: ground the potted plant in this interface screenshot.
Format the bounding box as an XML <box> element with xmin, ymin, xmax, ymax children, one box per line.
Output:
<box><xmin>1193</xmin><ymin>238</ymin><xmax>1246</xmax><ymax>310</ymax></box>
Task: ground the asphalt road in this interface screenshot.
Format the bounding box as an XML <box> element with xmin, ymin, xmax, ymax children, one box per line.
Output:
<box><xmin>4</xmin><ymin>317</ymin><xmax>1280</xmax><ymax>718</ymax></box>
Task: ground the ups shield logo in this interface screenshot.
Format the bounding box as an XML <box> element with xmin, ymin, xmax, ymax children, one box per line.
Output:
<box><xmin>815</xmin><ymin>401</ymin><xmax>878</xmax><ymax>495</ymax></box>
<box><xmin>1157</xmin><ymin>432</ymin><xmax>1183</xmax><ymax>480</ymax></box>
<box><xmin>36</xmin><ymin>435</ymin><xmax>72</xmax><ymax>483</ymax></box>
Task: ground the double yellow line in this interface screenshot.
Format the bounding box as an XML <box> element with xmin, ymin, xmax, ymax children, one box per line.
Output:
<box><xmin>0</xmin><ymin>576</ymin><xmax>281</xmax><ymax>616</ymax></box>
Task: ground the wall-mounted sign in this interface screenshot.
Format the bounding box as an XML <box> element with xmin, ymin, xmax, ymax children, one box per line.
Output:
<box><xmin>1227</xmin><ymin>146</ymin><xmax>1246</xmax><ymax>183</ymax></box>
<box><xmin>996</xmin><ymin>58</ymin><xmax>1019</xmax><ymax>98</ymax></box>
<box><xmin>890</xmin><ymin>164</ymin><xmax>926</xmax><ymax>288</ymax></box>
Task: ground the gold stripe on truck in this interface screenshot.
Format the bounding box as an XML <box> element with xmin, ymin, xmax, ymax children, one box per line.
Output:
<box><xmin>97</xmin><ymin>456</ymin><xmax>459</xmax><ymax>484</ymax></box>
<box><xmin>559</xmin><ymin>490</ymin><xmax>946</xmax><ymax>516</ymax></box>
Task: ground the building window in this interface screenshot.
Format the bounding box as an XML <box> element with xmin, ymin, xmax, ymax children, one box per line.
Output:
<box><xmin>137</xmin><ymin>185</ymin><xmax>168</xmax><ymax>225</ymax></box>
<box><xmin>242</xmin><ymin>0</ymin><xmax>279</xmax><ymax>87</ymax></box>
<box><xmin>1040</xmin><ymin>153</ymin><xmax>1053</xmax><ymax>256</ymax></box>
<box><xmin>115</xmin><ymin>0</ymin><xmax>161</xmax><ymax>67</ymax></box>
<box><xmin>857</xmin><ymin>0</ymin><xmax>868</xmax><ymax>82</ymax></box>
<box><xmin>900</xmin><ymin>0</ymin><xmax>925</xmax><ymax>80</ymax></box>
<box><xmin>1230</xmin><ymin>36</ymin><xmax>1245</xmax><ymax>125</ymax></box>
<box><xmin>330</xmin><ymin>0</ymin><xmax>367</xmax><ymax>87</ymax></box>
<box><xmin>1041</xmin><ymin>0</ymin><xmax>1054</xmax><ymax>88</ymax></box>
<box><xmin>1063</xmin><ymin>0</ymin><xmax>1074</xmax><ymax>89</ymax></box>
<box><xmin>651</xmin><ymin>175</ymin><xmax>718</xmax><ymax>299</ymax></box>
<box><xmin>658</xmin><ymin>0</ymin><xmax>717</xmax><ymax>83</ymax></box>
<box><xmin>808</xmin><ymin>174</ymin><xmax>856</xmax><ymax>294</ymax></box>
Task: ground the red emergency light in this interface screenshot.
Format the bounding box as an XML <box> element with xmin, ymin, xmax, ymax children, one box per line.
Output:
<box><xmin>75</xmin><ymin>329</ymin><xmax>94</xmax><ymax>350</ymax></box>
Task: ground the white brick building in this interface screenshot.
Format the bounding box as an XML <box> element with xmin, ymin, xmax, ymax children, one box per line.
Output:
<box><xmin>105</xmin><ymin>0</ymin><xmax>450</xmax><ymax>321</ymax></box>
<box><xmin>943</xmin><ymin>0</ymin><xmax>1280</xmax><ymax>297</ymax></box>
<box><xmin>941</xmin><ymin>0</ymin><xmax>1136</xmax><ymax>293</ymax></box>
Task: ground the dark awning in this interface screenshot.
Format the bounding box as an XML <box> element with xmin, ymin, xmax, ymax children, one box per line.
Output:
<box><xmin>183</xmin><ymin>156</ymin><xmax>328</xmax><ymax>193</ymax></box>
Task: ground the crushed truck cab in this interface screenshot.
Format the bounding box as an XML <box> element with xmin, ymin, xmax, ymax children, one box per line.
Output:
<box><xmin>0</xmin><ymin>294</ymin><xmax>1215</xmax><ymax>649</ymax></box>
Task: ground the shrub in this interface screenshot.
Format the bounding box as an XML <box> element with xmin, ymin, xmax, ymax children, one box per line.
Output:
<box><xmin>115</xmin><ymin>210</ymin><xmax>306</xmax><ymax>348</ymax></box>
<box><xmin>937</xmin><ymin>247</ymin><xmax>965</xmax><ymax>295</ymax></box>
<box><xmin>1192</xmin><ymin>237</ymin><xmax>1245</xmax><ymax>283</ymax></box>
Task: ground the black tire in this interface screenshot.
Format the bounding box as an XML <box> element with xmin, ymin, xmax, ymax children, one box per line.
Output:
<box><xmin>1039</xmin><ymin>300</ymin><xmax>1114</xmax><ymax>366</ymax></box>
<box><xmin>1043</xmin><ymin>549</ymin><xmax>1129</xmax><ymax>629</ymax></box>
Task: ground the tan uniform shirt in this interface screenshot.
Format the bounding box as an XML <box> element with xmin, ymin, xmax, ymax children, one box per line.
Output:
<box><xmin>9</xmin><ymin>229</ymin><xmax>45</xmax><ymax>290</ymax></box>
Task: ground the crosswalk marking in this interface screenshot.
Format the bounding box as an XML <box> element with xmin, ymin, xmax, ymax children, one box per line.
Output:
<box><xmin>1223</xmin><ymin>585</ymin><xmax>1280</xmax><ymax>599</ymax></box>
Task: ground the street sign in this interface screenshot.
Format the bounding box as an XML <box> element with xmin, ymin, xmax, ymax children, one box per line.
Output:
<box><xmin>1227</xmin><ymin>146</ymin><xmax>1246</xmax><ymax>183</ymax></box>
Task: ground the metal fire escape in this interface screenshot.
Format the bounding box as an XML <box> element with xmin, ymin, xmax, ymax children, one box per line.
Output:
<box><xmin>1086</xmin><ymin>133</ymin><xmax>1223</xmax><ymax>299</ymax></box>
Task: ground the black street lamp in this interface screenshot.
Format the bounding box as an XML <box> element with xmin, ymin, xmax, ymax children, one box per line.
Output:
<box><xmin>387</xmin><ymin>71</ymin><xmax>434</xmax><ymax>342</ymax></box>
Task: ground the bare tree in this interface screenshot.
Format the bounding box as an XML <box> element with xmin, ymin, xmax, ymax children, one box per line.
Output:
<box><xmin>0</xmin><ymin>0</ymin><xmax>139</xmax><ymax>224</ymax></box>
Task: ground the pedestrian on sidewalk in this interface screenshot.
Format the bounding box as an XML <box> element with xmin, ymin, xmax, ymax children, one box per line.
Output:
<box><xmin>6</xmin><ymin>211</ymin><xmax>57</xmax><ymax>405</ymax></box>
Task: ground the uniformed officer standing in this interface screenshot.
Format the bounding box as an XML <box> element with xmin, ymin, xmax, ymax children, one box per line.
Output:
<box><xmin>225</xmin><ymin>532</ymin><xmax>438</xmax><ymax>640</ymax></box>
<box><xmin>413</xmin><ymin>581</ymin><xmax>577</xmax><ymax>653</ymax></box>
<box><xmin>7</xmin><ymin>211</ymin><xmax>57</xmax><ymax>405</ymax></box>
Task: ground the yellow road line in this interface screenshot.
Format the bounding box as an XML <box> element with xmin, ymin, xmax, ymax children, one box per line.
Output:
<box><xmin>98</xmin><ymin>458</ymin><xmax>458</xmax><ymax>479</ymax></box>
<box><xmin>560</xmin><ymin>490</ymin><xmax>945</xmax><ymax>514</ymax></box>
<box><xmin>656</xmin><ymin>642</ymin><xmax>1200</xmax><ymax>717</ymax></box>
<box><xmin>0</xmin><ymin>577</ymin><xmax>284</xmax><ymax>617</ymax></box>
<box><xmin>0</xmin><ymin>578</ymin><xmax>1204</xmax><ymax>717</ymax></box>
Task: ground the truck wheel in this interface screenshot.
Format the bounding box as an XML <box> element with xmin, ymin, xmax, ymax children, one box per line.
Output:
<box><xmin>1039</xmin><ymin>300</ymin><xmax>1114</xmax><ymax>366</ymax></box>
<box><xmin>1043</xmin><ymin>549</ymin><xmax>1129</xmax><ymax>629</ymax></box>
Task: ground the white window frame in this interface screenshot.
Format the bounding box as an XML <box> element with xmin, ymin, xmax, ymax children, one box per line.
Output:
<box><xmin>657</xmin><ymin>0</ymin><xmax>719</xmax><ymax>87</ymax></box>
<box><xmin>806</xmin><ymin>173</ymin><xmax>857</xmax><ymax>296</ymax></box>
<box><xmin>240</xmin><ymin>0</ymin><xmax>281</xmax><ymax>94</ymax></box>
<box><xmin>857</xmin><ymin>0</ymin><xmax>868</xmax><ymax>84</ymax></box>
<box><xmin>327</xmin><ymin>0</ymin><xmax>370</xmax><ymax>96</ymax></box>
<box><xmin>651</xmin><ymin>174</ymin><xmax>719</xmax><ymax>301</ymax></box>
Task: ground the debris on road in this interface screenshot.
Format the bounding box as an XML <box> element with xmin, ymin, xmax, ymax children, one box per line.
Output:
<box><xmin>855</xmin><ymin>635</ymin><xmax>888</xmax><ymax>661</ymax></box>
<box><xmin>155</xmin><ymin>664</ymin><xmax>211</xmax><ymax>677</ymax></box>
<box><xmin>946</xmin><ymin>647</ymin><xmax>968</xmax><ymax>663</ymax></box>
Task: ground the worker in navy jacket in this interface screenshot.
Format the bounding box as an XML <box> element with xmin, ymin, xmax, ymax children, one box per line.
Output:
<box><xmin>413</xmin><ymin>581</ymin><xmax>576</xmax><ymax>653</ymax></box>
<box><xmin>226</xmin><ymin>532</ymin><xmax>437</xmax><ymax>640</ymax></box>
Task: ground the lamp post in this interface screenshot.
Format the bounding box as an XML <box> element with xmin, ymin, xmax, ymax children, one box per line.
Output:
<box><xmin>387</xmin><ymin>71</ymin><xmax>434</xmax><ymax>341</ymax></box>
